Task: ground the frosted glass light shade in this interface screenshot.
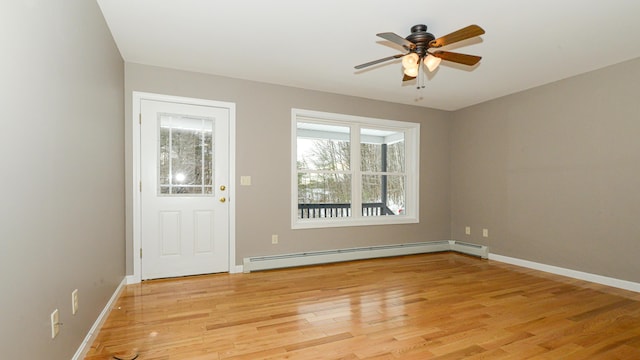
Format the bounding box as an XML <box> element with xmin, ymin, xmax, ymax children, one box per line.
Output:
<box><xmin>401</xmin><ymin>53</ymin><xmax>419</xmax><ymax>69</ymax></box>
<box><xmin>424</xmin><ymin>55</ymin><xmax>442</xmax><ymax>72</ymax></box>
<box><xmin>403</xmin><ymin>66</ymin><xmax>418</xmax><ymax>77</ymax></box>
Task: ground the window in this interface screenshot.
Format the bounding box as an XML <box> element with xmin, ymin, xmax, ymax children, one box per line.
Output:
<box><xmin>292</xmin><ymin>109</ymin><xmax>419</xmax><ymax>229</ymax></box>
<box><xmin>158</xmin><ymin>113</ymin><xmax>214</xmax><ymax>195</ymax></box>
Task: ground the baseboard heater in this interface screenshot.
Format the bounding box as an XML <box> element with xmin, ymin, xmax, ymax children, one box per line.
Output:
<box><xmin>243</xmin><ymin>240</ymin><xmax>488</xmax><ymax>273</ymax></box>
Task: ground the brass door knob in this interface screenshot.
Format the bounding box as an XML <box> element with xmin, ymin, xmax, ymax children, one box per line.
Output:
<box><xmin>219</xmin><ymin>197</ymin><xmax>226</xmax><ymax>203</ymax></box>
<box><xmin>220</xmin><ymin>185</ymin><xmax>226</xmax><ymax>191</ymax></box>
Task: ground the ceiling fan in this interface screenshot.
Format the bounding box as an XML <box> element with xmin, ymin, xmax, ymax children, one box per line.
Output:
<box><xmin>355</xmin><ymin>24</ymin><xmax>485</xmax><ymax>84</ymax></box>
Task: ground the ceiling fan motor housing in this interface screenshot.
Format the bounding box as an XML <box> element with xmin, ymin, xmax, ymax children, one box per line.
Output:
<box><xmin>406</xmin><ymin>24</ymin><xmax>435</xmax><ymax>58</ymax></box>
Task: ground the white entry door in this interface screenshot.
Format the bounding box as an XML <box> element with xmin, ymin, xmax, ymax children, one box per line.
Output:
<box><xmin>141</xmin><ymin>99</ymin><xmax>230</xmax><ymax>280</ymax></box>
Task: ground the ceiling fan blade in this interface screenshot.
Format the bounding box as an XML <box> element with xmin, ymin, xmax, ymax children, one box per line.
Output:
<box><xmin>429</xmin><ymin>25</ymin><xmax>485</xmax><ymax>48</ymax></box>
<box><xmin>377</xmin><ymin>32</ymin><xmax>416</xmax><ymax>50</ymax></box>
<box><xmin>403</xmin><ymin>74</ymin><xmax>416</xmax><ymax>82</ymax></box>
<box><xmin>432</xmin><ymin>50</ymin><xmax>482</xmax><ymax>66</ymax></box>
<box><xmin>354</xmin><ymin>54</ymin><xmax>404</xmax><ymax>69</ymax></box>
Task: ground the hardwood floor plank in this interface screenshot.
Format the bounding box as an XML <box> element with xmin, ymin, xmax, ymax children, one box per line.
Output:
<box><xmin>284</xmin><ymin>332</ymin><xmax>354</xmax><ymax>352</ymax></box>
<box><xmin>85</xmin><ymin>253</ymin><xmax>640</xmax><ymax>359</ymax></box>
<box><xmin>431</xmin><ymin>344</ymin><xmax>486</xmax><ymax>359</ymax></box>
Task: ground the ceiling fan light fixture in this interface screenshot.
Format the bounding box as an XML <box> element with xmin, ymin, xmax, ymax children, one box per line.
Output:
<box><xmin>424</xmin><ymin>54</ymin><xmax>442</xmax><ymax>72</ymax></box>
<box><xmin>355</xmin><ymin>24</ymin><xmax>485</xmax><ymax>85</ymax></box>
<box><xmin>401</xmin><ymin>53</ymin><xmax>419</xmax><ymax>69</ymax></box>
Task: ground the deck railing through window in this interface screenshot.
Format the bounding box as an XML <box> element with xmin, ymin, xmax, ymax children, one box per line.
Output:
<box><xmin>298</xmin><ymin>203</ymin><xmax>395</xmax><ymax>218</ymax></box>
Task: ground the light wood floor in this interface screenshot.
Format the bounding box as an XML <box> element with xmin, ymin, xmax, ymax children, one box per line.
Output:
<box><xmin>85</xmin><ymin>253</ymin><xmax>640</xmax><ymax>359</ymax></box>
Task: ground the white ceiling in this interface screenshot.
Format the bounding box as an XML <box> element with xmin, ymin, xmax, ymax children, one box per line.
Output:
<box><xmin>97</xmin><ymin>0</ymin><xmax>640</xmax><ymax>111</ymax></box>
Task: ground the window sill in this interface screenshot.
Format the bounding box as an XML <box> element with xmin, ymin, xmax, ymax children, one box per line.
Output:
<box><xmin>292</xmin><ymin>215</ymin><xmax>419</xmax><ymax>230</ymax></box>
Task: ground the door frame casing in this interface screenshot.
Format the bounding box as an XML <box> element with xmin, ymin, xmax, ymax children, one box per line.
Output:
<box><xmin>130</xmin><ymin>91</ymin><xmax>237</xmax><ymax>284</ymax></box>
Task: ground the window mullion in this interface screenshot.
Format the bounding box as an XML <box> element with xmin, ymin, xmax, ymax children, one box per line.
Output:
<box><xmin>351</xmin><ymin>124</ymin><xmax>361</xmax><ymax>218</ymax></box>
<box><xmin>168</xmin><ymin>118</ymin><xmax>173</xmax><ymax>194</ymax></box>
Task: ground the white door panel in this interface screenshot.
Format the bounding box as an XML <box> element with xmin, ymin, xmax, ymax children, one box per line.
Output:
<box><xmin>141</xmin><ymin>99</ymin><xmax>229</xmax><ymax>280</ymax></box>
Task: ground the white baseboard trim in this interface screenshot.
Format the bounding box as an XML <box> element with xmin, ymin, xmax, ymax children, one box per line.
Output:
<box><xmin>243</xmin><ymin>241</ymin><xmax>483</xmax><ymax>273</ymax></box>
<box><xmin>489</xmin><ymin>253</ymin><xmax>640</xmax><ymax>293</ymax></box>
<box><xmin>72</xmin><ymin>277</ymin><xmax>127</xmax><ymax>360</ymax></box>
<box><xmin>231</xmin><ymin>265</ymin><xmax>244</xmax><ymax>274</ymax></box>
<box><xmin>244</xmin><ymin>241</ymin><xmax>451</xmax><ymax>273</ymax></box>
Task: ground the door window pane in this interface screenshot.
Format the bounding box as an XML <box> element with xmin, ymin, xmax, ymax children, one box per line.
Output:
<box><xmin>158</xmin><ymin>114</ymin><xmax>214</xmax><ymax>195</ymax></box>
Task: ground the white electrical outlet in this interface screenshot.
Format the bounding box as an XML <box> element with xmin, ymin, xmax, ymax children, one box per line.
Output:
<box><xmin>271</xmin><ymin>234</ymin><xmax>278</xmax><ymax>244</ymax></box>
<box><xmin>483</xmin><ymin>228</ymin><xmax>489</xmax><ymax>237</ymax></box>
<box><xmin>51</xmin><ymin>309</ymin><xmax>60</xmax><ymax>339</ymax></box>
<box><xmin>72</xmin><ymin>289</ymin><xmax>79</xmax><ymax>315</ymax></box>
<box><xmin>240</xmin><ymin>176</ymin><xmax>252</xmax><ymax>186</ymax></box>
<box><xmin>465</xmin><ymin>226</ymin><xmax>471</xmax><ymax>235</ymax></box>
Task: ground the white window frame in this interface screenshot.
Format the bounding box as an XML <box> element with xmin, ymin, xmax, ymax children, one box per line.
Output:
<box><xmin>291</xmin><ymin>108</ymin><xmax>420</xmax><ymax>229</ymax></box>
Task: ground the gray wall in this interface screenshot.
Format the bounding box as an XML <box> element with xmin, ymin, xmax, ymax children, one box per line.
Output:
<box><xmin>125</xmin><ymin>63</ymin><xmax>452</xmax><ymax>271</ymax></box>
<box><xmin>0</xmin><ymin>1</ymin><xmax>124</xmax><ymax>358</ymax></box>
<box><xmin>451</xmin><ymin>57</ymin><xmax>640</xmax><ymax>283</ymax></box>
